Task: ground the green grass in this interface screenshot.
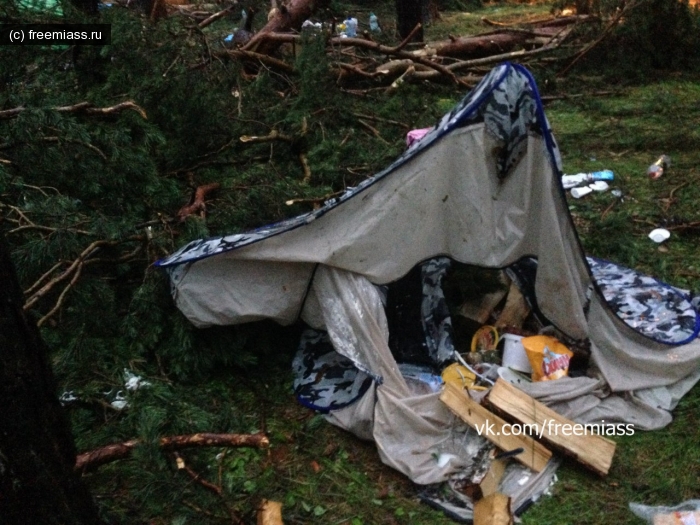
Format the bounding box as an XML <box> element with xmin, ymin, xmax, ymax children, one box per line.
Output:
<box><xmin>546</xmin><ymin>79</ymin><xmax>700</xmax><ymax>289</ymax></box>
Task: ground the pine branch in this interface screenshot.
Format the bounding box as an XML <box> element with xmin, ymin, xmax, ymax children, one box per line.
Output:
<box><xmin>23</xmin><ymin>237</ymin><xmax>143</xmax><ymax>311</ymax></box>
<box><xmin>175</xmin><ymin>452</ymin><xmax>245</xmax><ymax>525</ymax></box>
<box><xmin>0</xmin><ymin>101</ymin><xmax>147</xmax><ymax>120</ymax></box>
<box><xmin>75</xmin><ymin>432</ymin><xmax>270</xmax><ymax>473</ymax></box>
<box><xmin>37</xmin><ymin>262</ymin><xmax>83</xmax><ymax>327</ymax></box>
<box><xmin>41</xmin><ymin>136</ymin><xmax>107</xmax><ymax>161</ymax></box>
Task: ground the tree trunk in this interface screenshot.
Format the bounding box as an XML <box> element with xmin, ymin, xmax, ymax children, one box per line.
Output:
<box><xmin>0</xmin><ymin>234</ymin><xmax>102</xmax><ymax>525</ymax></box>
<box><xmin>396</xmin><ymin>0</ymin><xmax>424</xmax><ymax>42</ymax></box>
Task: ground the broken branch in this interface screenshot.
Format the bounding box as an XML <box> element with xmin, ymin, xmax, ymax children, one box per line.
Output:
<box><xmin>0</xmin><ymin>101</ymin><xmax>147</xmax><ymax>120</ymax></box>
<box><xmin>75</xmin><ymin>432</ymin><xmax>270</xmax><ymax>473</ymax></box>
<box><xmin>177</xmin><ymin>182</ymin><xmax>221</xmax><ymax>222</ymax></box>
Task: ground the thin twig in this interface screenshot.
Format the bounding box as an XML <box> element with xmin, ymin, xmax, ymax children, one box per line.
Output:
<box><xmin>351</xmin><ymin>113</ymin><xmax>408</xmax><ymax>128</ymax></box>
<box><xmin>37</xmin><ymin>262</ymin><xmax>84</xmax><ymax>327</ymax></box>
<box><xmin>7</xmin><ymin>224</ymin><xmax>93</xmax><ymax>235</ymax></box>
<box><xmin>358</xmin><ymin>119</ymin><xmax>390</xmax><ymax>144</ymax></box>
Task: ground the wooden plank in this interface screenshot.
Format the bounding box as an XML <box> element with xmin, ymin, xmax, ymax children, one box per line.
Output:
<box><xmin>257</xmin><ymin>500</ymin><xmax>283</xmax><ymax>525</ymax></box>
<box><xmin>440</xmin><ymin>382</ymin><xmax>552</xmax><ymax>473</ymax></box>
<box><xmin>488</xmin><ymin>379</ymin><xmax>616</xmax><ymax>476</ymax></box>
<box><xmin>473</xmin><ymin>493</ymin><xmax>513</xmax><ymax>525</ymax></box>
<box><xmin>478</xmin><ymin>458</ymin><xmax>507</xmax><ymax>499</ymax></box>
<box><xmin>495</xmin><ymin>280</ymin><xmax>530</xmax><ymax>330</ymax></box>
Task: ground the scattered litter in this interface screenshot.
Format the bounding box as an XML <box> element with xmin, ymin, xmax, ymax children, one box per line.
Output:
<box><xmin>562</xmin><ymin>169</ymin><xmax>614</xmax><ymax>190</ymax></box>
<box><xmin>522</xmin><ymin>335</ymin><xmax>573</xmax><ymax>382</ymax></box>
<box><xmin>59</xmin><ymin>391</ymin><xmax>78</xmax><ymax>405</ymax></box>
<box><xmin>406</xmin><ymin>127</ymin><xmax>431</xmax><ymax>147</ymax></box>
<box><xmin>497</xmin><ymin>367</ymin><xmax>529</xmax><ymax>386</ymax></box>
<box><xmin>518</xmin><ymin>475</ymin><xmax>531</xmax><ymax>486</ymax></box>
<box><xmin>436</xmin><ymin>453</ymin><xmax>459</xmax><ymax>468</ymax></box>
<box><xmin>301</xmin><ymin>19</ymin><xmax>322</xmax><ymax>30</ymax></box>
<box><xmin>441</xmin><ymin>362</ymin><xmax>477</xmax><ymax>388</ymax></box>
<box><xmin>589</xmin><ymin>180</ymin><xmax>609</xmax><ymax>192</ymax></box>
<box><xmin>542</xmin><ymin>474</ymin><xmax>558</xmax><ymax>497</ymax></box>
<box><xmin>124</xmin><ymin>369</ymin><xmax>151</xmax><ymax>391</ymax></box>
<box><xmin>343</xmin><ymin>16</ymin><xmax>358</xmax><ymax>37</ymax></box>
<box><xmin>630</xmin><ymin>500</ymin><xmax>700</xmax><ymax>524</ymax></box>
<box><xmin>648</xmin><ymin>228</ymin><xmax>671</xmax><ymax>243</ymax></box>
<box><xmin>570</xmin><ymin>186</ymin><xmax>593</xmax><ymax>199</ymax></box>
<box><xmin>111</xmin><ymin>391</ymin><xmax>128</xmax><ymax>410</ymax></box>
<box><xmin>647</xmin><ymin>155</ymin><xmax>671</xmax><ymax>180</ymax></box>
<box><xmin>611</xmin><ymin>189</ymin><xmax>623</xmax><ymax>198</ymax></box>
<box><xmin>369</xmin><ymin>13</ymin><xmax>381</xmax><ymax>33</ymax></box>
<box><xmin>501</xmin><ymin>333</ymin><xmax>531</xmax><ymax>374</ymax></box>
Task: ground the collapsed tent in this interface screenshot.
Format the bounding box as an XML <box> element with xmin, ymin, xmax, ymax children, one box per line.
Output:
<box><xmin>157</xmin><ymin>63</ymin><xmax>700</xmax><ymax>518</ymax></box>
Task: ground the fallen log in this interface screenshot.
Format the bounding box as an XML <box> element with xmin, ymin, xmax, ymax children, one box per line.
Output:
<box><xmin>75</xmin><ymin>432</ymin><xmax>270</xmax><ymax>473</ymax></box>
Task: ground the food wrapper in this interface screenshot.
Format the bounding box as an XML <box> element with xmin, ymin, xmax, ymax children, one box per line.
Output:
<box><xmin>521</xmin><ymin>335</ymin><xmax>573</xmax><ymax>381</ymax></box>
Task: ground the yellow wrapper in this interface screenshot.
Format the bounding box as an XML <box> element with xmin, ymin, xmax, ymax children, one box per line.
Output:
<box><xmin>522</xmin><ymin>335</ymin><xmax>573</xmax><ymax>381</ymax></box>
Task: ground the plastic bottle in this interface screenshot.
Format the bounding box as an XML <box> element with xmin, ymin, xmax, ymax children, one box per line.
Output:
<box><xmin>369</xmin><ymin>13</ymin><xmax>380</xmax><ymax>32</ymax></box>
<box><xmin>344</xmin><ymin>16</ymin><xmax>358</xmax><ymax>37</ymax></box>
<box><xmin>561</xmin><ymin>169</ymin><xmax>614</xmax><ymax>189</ymax></box>
<box><xmin>647</xmin><ymin>155</ymin><xmax>670</xmax><ymax>180</ymax></box>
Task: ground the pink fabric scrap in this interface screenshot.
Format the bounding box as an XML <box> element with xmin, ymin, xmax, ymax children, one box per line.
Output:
<box><xmin>406</xmin><ymin>127</ymin><xmax>431</xmax><ymax>147</ymax></box>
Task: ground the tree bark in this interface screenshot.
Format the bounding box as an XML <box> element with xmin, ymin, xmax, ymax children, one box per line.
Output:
<box><xmin>242</xmin><ymin>0</ymin><xmax>318</xmax><ymax>54</ymax></box>
<box><xmin>0</xmin><ymin>233</ymin><xmax>102</xmax><ymax>525</ymax></box>
<box><xmin>396</xmin><ymin>0</ymin><xmax>424</xmax><ymax>42</ymax></box>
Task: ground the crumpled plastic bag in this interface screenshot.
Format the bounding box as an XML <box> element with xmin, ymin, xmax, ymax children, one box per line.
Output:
<box><xmin>630</xmin><ymin>500</ymin><xmax>700</xmax><ymax>525</ymax></box>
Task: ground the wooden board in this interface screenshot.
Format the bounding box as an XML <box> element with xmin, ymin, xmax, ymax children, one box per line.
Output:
<box><xmin>488</xmin><ymin>379</ymin><xmax>616</xmax><ymax>476</ymax></box>
<box><xmin>478</xmin><ymin>458</ymin><xmax>507</xmax><ymax>499</ymax></box>
<box><xmin>440</xmin><ymin>382</ymin><xmax>552</xmax><ymax>473</ymax></box>
<box><xmin>473</xmin><ymin>493</ymin><xmax>513</xmax><ymax>525</ymax></box>
<box><xmin>257</xmin><ymin>500</ymin><xmax>283</xmax><ymax>525</ymax></box>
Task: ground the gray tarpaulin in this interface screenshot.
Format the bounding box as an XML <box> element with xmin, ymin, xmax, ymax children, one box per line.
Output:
<box><xmin>159</xmin><ymin>63</ymin><xmax>700</xmax><ymax>486</ymax></box>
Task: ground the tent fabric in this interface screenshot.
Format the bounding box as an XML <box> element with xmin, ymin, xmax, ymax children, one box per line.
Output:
<box><xmin>158</xmin><ymin>63</ymin><xmax>700</xmax><ymax>487</ymax></box>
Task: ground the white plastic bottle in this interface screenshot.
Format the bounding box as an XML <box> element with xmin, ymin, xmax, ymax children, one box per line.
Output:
<box><xmin>561</xmin><ymin>169</ymin><xmax>614</xmax><ymax>189</ymax></box>
<box><xmin>344</xmin><ymin>16</ymin><xmax>358</xmax><ymax>37</ymax></box>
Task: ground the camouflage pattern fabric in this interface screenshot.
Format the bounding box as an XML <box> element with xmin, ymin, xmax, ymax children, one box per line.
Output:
<box><xmin>296</xmin><ymin>257</ymin><xmax>455</xmax><ymax>412</ymax></box>
<box><xmin>155</xmin><ymin>63</ymin><xmax>561</xmax><ymax>269</ymax></box>
<box><xmin>292</xmin><ymin>329</ymin><xmax>373</xmax><ymax>412</ymax></box>
<box><xmin>587</xmin><ymin>257</ymin><xmax>700</xmax><ymax>345</ymax></box>
<box><xmin>421</xmin><ymin>257</ymin><xmax>457</xmax><ymax>365</ymax></box>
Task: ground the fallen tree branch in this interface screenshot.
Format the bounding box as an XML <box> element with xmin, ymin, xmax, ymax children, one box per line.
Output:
<box><xmin>23</xmin><ymin>237</ymin><xmax>142</xmax><ymax>311</ymax></box>
<box><xmin>216</xmin><ymin>49</ymin><xmax>295</xmax><ymax>73</ymax></box>
<box><xmin>75</xmin><ymin>432</ymin><xmax>270</xmax><ymax>473</ymax></box>
<box><xmin>8</xmin><ymin>224</ymin><xmax>93</xmax><ymax>236</ymax></box>
<box><xmin>0</xmin><ymin>101</ymin><xmax>147</xmax><ymax>120</ymax></box>
<box><xmin>389</xmin><ymin>23</ymin><xmax>423</xmax><ymax>53</ymax></box>
<box><xmin>197</xmin><ymin>5</ymin><xmax>234</xmax><ymax>29</ymax></box>
<box><xmin>177</xmin><ymin>182</ymin><xmax>221</xmax><ymax>221</ymax></box>
<box><xmin>37</xmin><ymin>262</ymin><xmax>84</xmax><ymax>327</ymax></box>
<box><xmin>239</xmin><ymin>118</ymin><xmax>310</xmax><ymax>181</ymax></box>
